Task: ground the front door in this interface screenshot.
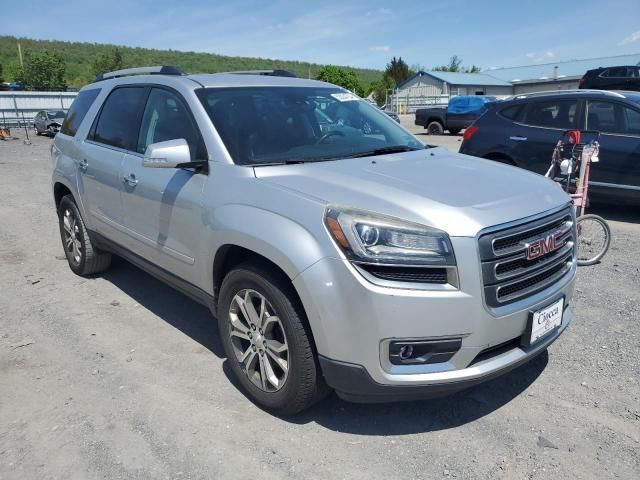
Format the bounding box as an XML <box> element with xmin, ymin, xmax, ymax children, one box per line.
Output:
<box><xmin>120</xmin><ymin>87</ymin><xmax>209</xmax><ymax>282</ymax></box>
<box><xmin>585</xmin><ymin>99</ymin><xmax>640</xmax><ymax>199</ymax></box>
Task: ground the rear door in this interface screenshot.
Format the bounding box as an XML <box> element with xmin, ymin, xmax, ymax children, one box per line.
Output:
<box><xmin>585</xmin><ymin>99</ymin><xmax>640</xmax><ymax>199</ymax></box>
<box><xmin>509</xmin><ymin>98</ymin><xmax>581</xmax><ymax>174</ymax></box>
<box><xmin>119</xmin><ymin>86</ymin><xmax>208</xmax><ymax>282</ymax></box>
<box><xmin>80</xmin><ymin>86</ymin><xmax>147</xmax><ymax>240</ymax></box>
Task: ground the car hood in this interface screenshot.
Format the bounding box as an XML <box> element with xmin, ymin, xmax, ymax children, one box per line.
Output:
<box><xmin>253</xmin><ymin>147</ymin><xmax>570</xmax><ymax>237</ymax></box>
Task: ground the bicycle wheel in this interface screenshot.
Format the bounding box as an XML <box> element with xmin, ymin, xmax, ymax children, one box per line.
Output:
<box><xmin>576</xmin><ymin>214</ymin><xmax>611</xmax><ymax>266</ymax></box>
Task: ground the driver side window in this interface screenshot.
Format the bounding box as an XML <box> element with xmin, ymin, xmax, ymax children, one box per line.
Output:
<box><xmin>137</xmin><ymin>88</ymin><xmax>205</xmax><ymax>160</ymax></box>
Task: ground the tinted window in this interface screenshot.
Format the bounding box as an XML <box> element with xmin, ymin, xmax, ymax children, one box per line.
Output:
<box><xmin>587</xmin><ymin>101</ymin><xmax>640</xmax><ymax>135</ymax></box>
<box><xmin>602</xmin><ymin>67</ymin><xmax>628</xmax><ymax>78</ymax></box>
<box><xmin>624</xmin><ymin>106</ymin><xmax>640</xmax><ymax>135</ymax></box>
<box><xmin>525</xmin><ymin>100</ymin><xmax>578</xmax><ymax>129</ymax></box>
<box><xmin>137</xmin><ymin>88</ymin><xmax>205</xmax><ymax>160</ymax></box>
<box><xmin>92</xmin><ymin>87</ymin><xmax>146</xmax><ymax>150</ymax></box>
<box><xmin>499</xmin><ymin>104</ymin><xmax>525</xmax><ymax>121</ymax></box>
<box><xmin>60</xmin><ymin>89</ymin><xmax>100</xmax><ymax>136</ymax></box>
<box><xmin>196</xmin><ymin>86</ymin><xmax>422</xmax><ymax>165</ymax></box>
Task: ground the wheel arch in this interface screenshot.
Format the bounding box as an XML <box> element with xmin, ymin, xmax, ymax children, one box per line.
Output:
<box><xmin>53</xmin><ymin>181</ymin><xmax>74</xmax><ymax>209</ymax></box>
<box><xmin>483</xmin><ymin>152</ymin><xmax>518</xmax><ymax>166</ymax></box>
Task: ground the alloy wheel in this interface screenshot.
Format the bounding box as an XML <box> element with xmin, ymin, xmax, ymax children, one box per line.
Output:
<box><xmin>228</xmin><ymin>289</ymin><xmax>289</xmax><ymax>392</ymax></box>
<box><xmin>62</xmin><ymin>208</ymin><xmax>82</xmax><ymax>265</ymax></box>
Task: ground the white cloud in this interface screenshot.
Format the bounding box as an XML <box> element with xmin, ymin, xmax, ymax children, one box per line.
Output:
<box><xmin>370</xmin><ymin>45</ymin><xmax>391</xmax><ymax>53</ymax></box>
<box><xmin>526</xmin><ymin>50</ymin><xmax>555</xmax><ymax>63</ymax></box>
<box><xmin>619</xmin><ymin>30</ymin><xmax>640</xmax><ymax>46</ymax></box>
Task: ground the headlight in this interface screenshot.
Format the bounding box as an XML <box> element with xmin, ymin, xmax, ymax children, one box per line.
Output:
<box><xmin>324</xmin><ymin>207</ymin><xmax>456</xmax><ymax>266</ymax></box>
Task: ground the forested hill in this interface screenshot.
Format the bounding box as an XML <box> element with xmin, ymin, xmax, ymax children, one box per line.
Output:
<box><xmin>0</xmin><ymin>36</ymin><xmax>382</xmax><ymax>87</ymax></box>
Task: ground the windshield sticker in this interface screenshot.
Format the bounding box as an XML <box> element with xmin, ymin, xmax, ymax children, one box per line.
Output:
<box><xmin>331</xmin><ymin>92</ymin><xmax>359</xmax><ymax>102</ymax></box>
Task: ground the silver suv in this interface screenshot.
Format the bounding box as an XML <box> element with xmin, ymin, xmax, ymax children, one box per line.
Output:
<box><xmin>52</xmin><ymin>66</ymin><xmax>577</xmax><ymax>414</ymax></box>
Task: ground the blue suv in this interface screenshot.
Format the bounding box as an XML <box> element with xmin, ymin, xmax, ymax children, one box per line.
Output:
<box><xmin>460</xmin><ymin>90</ymin><xmax>640</xmax><ymax>205</ymax></box>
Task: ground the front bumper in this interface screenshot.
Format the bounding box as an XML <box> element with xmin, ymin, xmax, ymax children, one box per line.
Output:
<box><xmin>293</xmin><ymin>236</ymin><xmax>576</xmax><ymax>401</ymax></box>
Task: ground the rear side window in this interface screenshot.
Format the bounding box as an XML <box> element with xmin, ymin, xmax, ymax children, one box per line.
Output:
<box><xmin>60</xmin><ymin>89</ymin><xmax>100</xmax><ymax>137</ymax></box>
<box><xmin>524</xmin><ymin>100</ymin><xmax>578</xmax><ymax>129</ymax></box>
<box><xmin>601</xmin><ymin>67</ymin><xmax>629</xmax><ymax>78</ymax></box>
<box><xmin>91</xmin><ymin>87</ymin><xmax>147</xmax><ymax>151</ymax></box>
<box><xmin>499</xmin><ymin>104</ymin><xmax>525</xmax><ymax>122</ymax></box>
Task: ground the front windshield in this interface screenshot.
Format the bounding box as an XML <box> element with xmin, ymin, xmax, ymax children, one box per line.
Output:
<box><xmin>47</xmin><ymin>110</ymin><xmax>65</xmax><ymax>118</ymax></box>
<box><xmin>196</xmin><ymin>86</ymin><xmax>423</xmax><ymax>165</ymax></box>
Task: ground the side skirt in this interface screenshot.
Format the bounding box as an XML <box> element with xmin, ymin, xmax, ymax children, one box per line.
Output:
<box><xmin>90</xmin><ymin>230</ymin><xmax>217</xmax><ymax>314</ymax></box>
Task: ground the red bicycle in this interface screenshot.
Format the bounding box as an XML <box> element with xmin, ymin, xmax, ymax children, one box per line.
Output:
<box><xmin>545</xmin><ymin>130</ymin><xmax>611</xmax><ymax>266</ymax></box>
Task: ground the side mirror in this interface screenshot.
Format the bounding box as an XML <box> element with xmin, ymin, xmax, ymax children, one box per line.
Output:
<box><xmin>143</xmin><ymin>139</ymin><xmax>191</xmax><ymax>168</ymax></box>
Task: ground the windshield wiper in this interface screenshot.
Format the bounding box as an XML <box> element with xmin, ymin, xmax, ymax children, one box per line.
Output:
<box><xmin>342</xmin><ymin>145</ymin><xmax>423</xmax><ymax>159</ymax></box>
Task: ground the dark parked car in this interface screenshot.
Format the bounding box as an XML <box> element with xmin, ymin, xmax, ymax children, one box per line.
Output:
<box><xmin>34</xmin><ymin>110</ymin><xmax>66</xmax><ymax>136</ymax></box>
<box><xmin>415</xmin><ymin>95</ymin><xmax>497</xmax><ymax>135</ymax></box>
<box><xmin>580</xmin><ymin>66</ymin><xmax>640</xmax><ymax>91</ymax></box>
<box><xmin>459</xmin><ymin>90</ymin><xmax>640</xmax><ymax>205</ymax></box>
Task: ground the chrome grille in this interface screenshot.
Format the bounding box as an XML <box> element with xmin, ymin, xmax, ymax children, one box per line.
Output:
<box><xmin>479</xmin><ymin>207</ymin><xmax>575</xmax><ymax>307</ymax></box>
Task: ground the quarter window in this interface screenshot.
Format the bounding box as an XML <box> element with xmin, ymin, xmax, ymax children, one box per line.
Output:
<box><xmin>499</xmin><ymin>104</ymin><xmax>525</xmax><ymax>121</ymax></box>
<box><xmin>60</xmin><ymin>88</ymin><xmax>100</xmax><ymax>137</ymax></box>
<box><xmin>137</xmin><ymin>88</ymin><xmax>205</xmax><ymax>160</ymax></box>
<box><xmin>525</xmin><ymin>100</ymin><xmax>578</xmax><ymax>129</ymax></box>
<box><xmin>91</xmin><ymin>87</ymin><xmax>147</xmax><ymax>151</ymax></box>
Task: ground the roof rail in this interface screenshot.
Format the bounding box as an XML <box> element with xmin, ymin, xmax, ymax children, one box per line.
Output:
<box><xmin>221</xmin><ymin>69</ymin><xmax>297</xmax><ymax>78</ymax></box>
<box><xmin>95</xmin><ymin>65</ymin><xmax>186</xmax><ymax>82</ymax></box>
<box><xmin>512</xmin><ymin>89</ymin><xmax>625</xmax><ymax>99</ymax></box>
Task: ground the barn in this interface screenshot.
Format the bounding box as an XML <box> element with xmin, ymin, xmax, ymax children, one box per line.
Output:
<box><xmin>390</xmin><ymin>71</ymin><xmax>512</xmax><ymax>113</ymax></box>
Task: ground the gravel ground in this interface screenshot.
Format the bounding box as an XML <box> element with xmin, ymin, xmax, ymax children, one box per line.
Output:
<box><xmin>0</xmin><ymin>134</ymin><xmax>638</xmax><ymax>480</ymax></box>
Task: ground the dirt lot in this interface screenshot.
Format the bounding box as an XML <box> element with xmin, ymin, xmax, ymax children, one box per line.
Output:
<box><xmin>1</xmin><ymin>134</ymin><xmax>638</xmax><ymax>480</ymax></box>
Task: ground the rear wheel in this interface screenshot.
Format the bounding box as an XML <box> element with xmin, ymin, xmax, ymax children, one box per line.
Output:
<box><xmin>58</xmin><ymin>195</ymin><xmax>112</xmax><ymax>275</ymax></box>
<box><xmin>577</xmin><ymin>214</ymin><xmax>611</xmax><ymax>266</ymax></box>
<box><xmin>427</xmin><ymin>121</ymin><xmax>444</xmax><ymax>135</ymax></box>
<box><xmin>218</xmin><ymin>264</ymin><xmax>329</xmax><ymax>414</ymax></box>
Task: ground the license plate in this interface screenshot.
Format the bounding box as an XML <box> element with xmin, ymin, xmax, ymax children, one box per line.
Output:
<box><xmin>528</xmin><ymin>298</ymin><xmax>564</xmax><ymax>346</ymax></box>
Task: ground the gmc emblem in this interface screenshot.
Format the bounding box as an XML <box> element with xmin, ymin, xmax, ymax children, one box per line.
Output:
<box><xmin>525</xmin><ymin>232</ymin><xmax>562</xmax><ymax>260</ymax></box>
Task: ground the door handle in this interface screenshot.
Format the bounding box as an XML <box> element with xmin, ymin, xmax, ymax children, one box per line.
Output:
<box><xmin>122</xmin><ymin>173</ymin><xmax>139</xmax><ymax>187</ymax></box>
<box><xmin>509</xmin><ymin>136</ymin><xmax>528</xmax><ymax>142</ymax></box>
<box><xmin>79</xmin><ymin>159</ymin><xmax>88</xmax><ymax>172</ymax></box>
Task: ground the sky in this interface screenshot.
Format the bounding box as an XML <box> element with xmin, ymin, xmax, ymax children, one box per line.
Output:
<box><xmin>3</xmin><ymin>0</ymin><xmax>640</xmax><ymax>70</ymax></box>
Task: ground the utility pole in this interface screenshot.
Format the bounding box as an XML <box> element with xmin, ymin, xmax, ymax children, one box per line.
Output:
<box><xmin>17</xmin><ymin>42</ymin><xmax>24</xmax><ymax>67</ymax></box>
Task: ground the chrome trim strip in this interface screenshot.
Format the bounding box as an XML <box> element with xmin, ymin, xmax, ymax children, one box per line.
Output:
<box><xmin>491</xmin><ymin>217</ymin><xmax>573</xmax><ymax>258</ymax></box>
<box><xmin>493</xmin><ymin>240</ymin><xmax>574</xmax><ymax>282</ymax></box>
<box><xmin>589</xmin><ymin>181</ymin><xmax>640</xmax><ymax>191</ymax></box>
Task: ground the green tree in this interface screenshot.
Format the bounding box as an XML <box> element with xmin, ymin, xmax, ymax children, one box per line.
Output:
<box><xmin>383</xmin><ymin>56</ymin><xmax>411</xmax><ymax>86</ymax></box>
<box><xmin>92</xmin><ymin>48</ymin><xmax>124</xmax><ymax>76</ymax></box>
<box><xmin>369</xmin><ymin>76</ymin><xmax>394</xmax><ymax>106</ymax></box>
<box><xmin>14</xmin><ymin>50</ymin><xmax>66</xmax><ymax>91</ymax></box>
<box><xmin>316</xmin><ymin>65</ymin><xmax>364</xmax><ymax>96</ymax></box>
<box><xmin>433</xmin><ymin>55</ymin><xmax>481</xmax><ymax>73</ymax></box>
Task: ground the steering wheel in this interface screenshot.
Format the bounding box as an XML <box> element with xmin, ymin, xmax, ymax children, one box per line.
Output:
<box><xmin>317</xmin><ymin>130</ymin><xmax>345</xmax><ymax>144</ymax></box>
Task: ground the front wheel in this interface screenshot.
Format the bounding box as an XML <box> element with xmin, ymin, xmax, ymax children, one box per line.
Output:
<box><xmin>218</xmin><ymin>264</ymin><xmax>329</xmax><ymax>414</ymax></box>
<box><xmin>576</xmin><ymin>214</ymin><xmax>611</xmax><ymax>266</ymax></box>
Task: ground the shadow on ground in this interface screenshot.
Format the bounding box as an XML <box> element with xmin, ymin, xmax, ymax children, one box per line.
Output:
<box><xmin>102</xmin><ymin>257</ymin><xmax>225</xmax><ymax>358</ymax></box>
<box><xmin>102</xmin><ymin>254</ymin><xmax>548</xmax><ymax>435</ymax></box>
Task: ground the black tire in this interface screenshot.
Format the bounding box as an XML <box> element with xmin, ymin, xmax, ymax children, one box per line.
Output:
<box><xmin>57</xmin><ymin>195</ymin><xmax>112</xmax><ymax>275</ymax></box>
<box><xmin>427</xmin><ymin>121</ymin><xmax>444</xmax><ymax>135</ymax></box>
<box><xmin>449</xmin><ymin>128</ymin><xmax>461</xmax><ymax>135</ymax></box>
<box><xmin>35</xmin><ymin>129</ymin><xmax>41</xmax><ymax>136</ymax></box>
<box><xmin>577</xmin><ymin>214</ymin><xmax>611</xmax><ymax>266</ymax></box>
<box><xmin>218</xmin><ymin>263</ymin><xmax>329</xmax><ymax>414</ymax></box>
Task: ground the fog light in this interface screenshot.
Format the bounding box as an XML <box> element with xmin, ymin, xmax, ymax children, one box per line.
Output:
<box><xmin>399</xmin><ymin>345</ymin><xmax>414</xmax><ymax>360</ymax></box>
<box><xmin>389</xmin><ymin>338</ymin><xmax>462</xmax><ymax>365</ymax></box>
